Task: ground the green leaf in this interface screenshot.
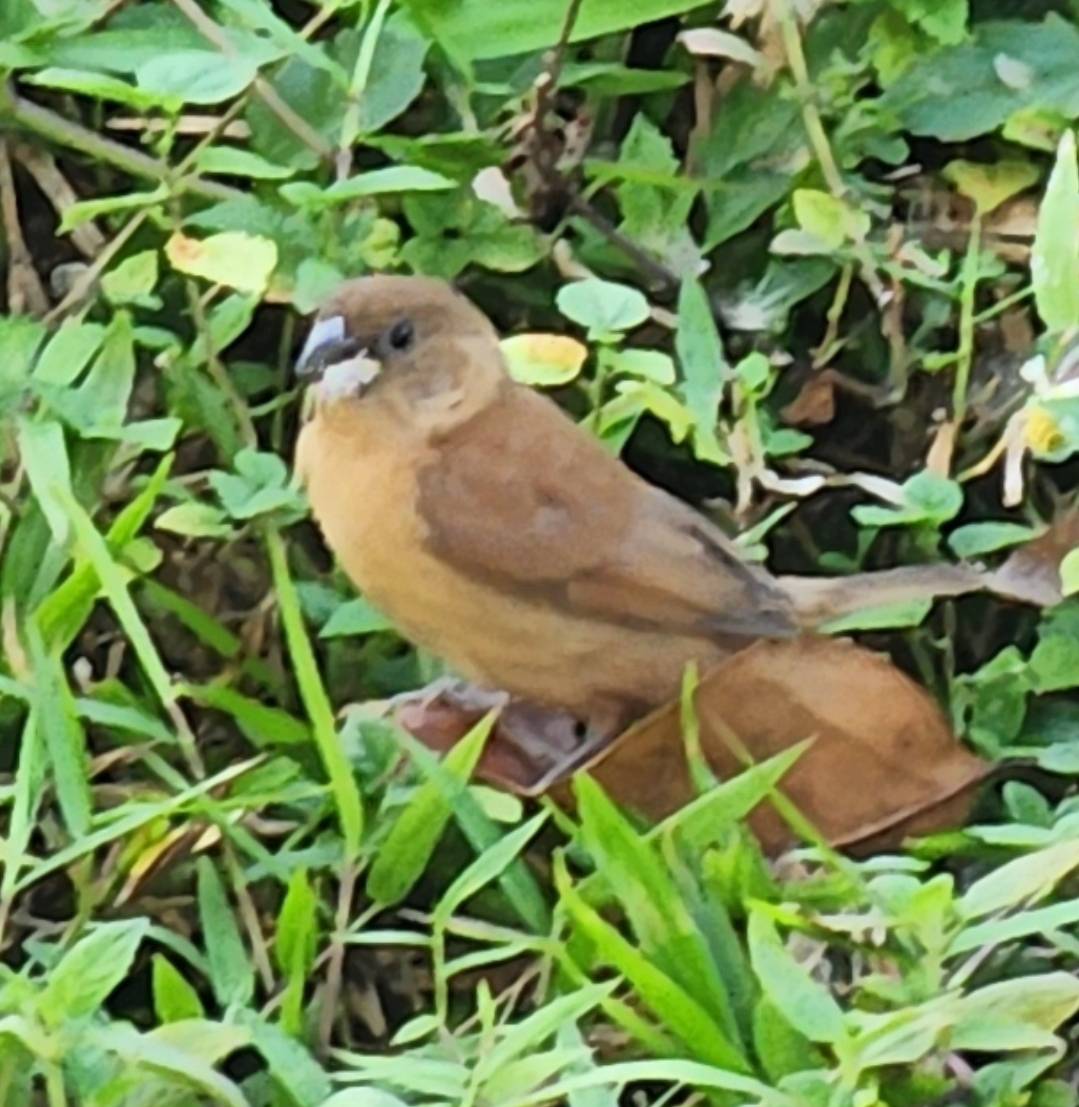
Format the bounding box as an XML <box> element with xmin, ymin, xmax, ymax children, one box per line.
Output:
<box><xmin>819</xmin><ymin>598</ymin><xmax>933</xmax><ymax>634</ymax></box>
<box><xmin>194</xmin><ymin>146</ymin><xmax>294</xmax><ymax>180</ymax></box>
<box><xmin>747</xmin><ymin>908</ymin><xmax>847</xmax><ymax>1045</ymax></box>
<box><xmin>26</xmin><ymin>622</ymin><xmax>91</xmax><ymax>838</ymax></box>
<box><xmin>948</xmin><ymin>521</ymin><xmax>1041</xmax><ymax>558</ymax></box>
<box><xmin>943</xmin><ymin>159</ymin><xmax>1039</xmax><ymax>215</ymax></box>
<box><xmin>17</xmin><ymin>418</ymin><xmax>73</xmax><ymax>545</ymax></box>
<box><xmin>320</xmin><ymin>596</ymin><xmax>394</xmax><ymax>638</ymax></box>
<box><xmin>556</xmin><ymin>278</ymin><xmax>650</xmax><ymax>335</ymax></box>
<box><xmin>1033</xmin><ymin>130</ymin><xmax>1079</xmax><ymax>334</ymax></box>
<box><xmin>275</xmin><ymin>867</ymin><xmax>318</xmax><ymax>1034</ymax></box>
<box><xmin>959</xmin><ymin>839</ymin><xmax>1079</xmax><ymax>919</ymax></box>
<box><xmin>555</xmin><ymin>859</ymin><xmax>747</xmax><ymax>1070</ymax></box>
<box><xmin>1062</xmin><ymin>548</ymin><xmax>1079</xmax><ymax>596</ymax></box>
<box><xmin>853</xmin><ymin>471</ymin><xmax>963</xmax><ymax>529</ymax></box>
<box><xmin>166</xmin><ymin>231</ymin><xmax>277</xmax><ymax>294</ymax></box>
<box><xmin>284</xmin><ymin>166</ymin><xmax>456</xmax><ymax>207</ymax></box>
<box><xmin>136</xmin><ymin>49</ymin><xmax>258</xmax><ymax>104</ymax></box>
<box><xmin>101</xmin><ymin>249</ymin><xmax>160</xmax><ymax>307</ymax></box>
<box><xmin>59</xmin><ymin>185</ymin><xmax>168</xmax><ymax>233</ymax></box>
<box><xmin>367</xmin><ymin>713</ymin><xmax>494</xmax><ymax>905</ymax></box>
<box><xmin>792</xmin><ymin>189</ymin><xmax>868</xmax><ymax>249</ymax></box>
<box><xmin>26</xmin><ymin>65</ymin><xmax>181</xmax><ymax>111</ymax></box>
<box><xmin>401</xmin><ymin>0</ymin><xmax>714</xmax><ymax>62</ymax></box>
<box><xmin>155</xmin><ymin>501</ymin><xmax>233</xmax><ymax>539</ymax></box>
<box><xmin>32</xmin><ymin>320</ymin><xmax>106</xmax><ymax>386</ymax></box>
<box><xmin>574</xmin><ymin>776</ymin><xmax>746</xmax><ymax>1056</ymax></box>
<box><xmin>501</xmin><ymin>333</ymin><xmax>588</xmax><ymax>386</ymax></box>
<box><xmin>266</xmin><ymin>529</ymin><xmax>364</xmax><ymax>858</ymax></box>
<box><xmin>676</xmin><ymin>278</ymin><xmax>728</xmax><ymax>462</ymax></box>
<box><xmin>39</xmin><ymin>919</ymin><xmax>149</xmax><ymax>1027</ymax></box>
<box><xmin>152</xmin><ymin>955</ymin><xmax>206</xmax><ymax>1023</ymax></box>
<box><xmin>954</xmin><ymin>972</ymin><xmax>1079</xmax><ymax>1049</ymax></box>
<box><xmin>197</xmin><ymin>858</ymin><xmax>254</xmax><ymax>1007</ymax></box>
<box><xmin>599</xmin><ymin>347</ymin><xmax>676</xmax><ymax>385</ymax></box>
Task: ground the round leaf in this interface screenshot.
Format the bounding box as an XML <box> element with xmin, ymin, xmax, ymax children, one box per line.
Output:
<box><xmin>166</xmin><ymin>232</ymin><xmax>277</xmax><ymax>294</ymax></box>
<box><xmin>556</xmin><ymin>278</ymin><xmax>650</xmax><ymax>334</ymax></box>
<box><xmin>501</xmin><ymin>333</ymin><xmax>587</xmax><ymax>386</ymax></box>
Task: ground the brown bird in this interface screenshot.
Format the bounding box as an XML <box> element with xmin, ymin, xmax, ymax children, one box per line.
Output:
<box><xmin>294</xmin><ymin>275</ymin><xmax>986</xmax><ymax>770</ymax></box>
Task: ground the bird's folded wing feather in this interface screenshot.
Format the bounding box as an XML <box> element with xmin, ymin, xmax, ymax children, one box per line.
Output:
<box><xmin>417</xmin><ymin>385</ymin><xmax>796</xmax><ymax>641</ymax></box>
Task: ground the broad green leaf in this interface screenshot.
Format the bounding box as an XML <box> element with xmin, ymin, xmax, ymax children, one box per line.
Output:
<box><xmin>197</xmin><ymin>858</ymin><xmax>254</xmax><ymax>1007</ymax></box>
<box><xmin>166</xmin><ymin>231</ymin><xmax>277</xmax><ymax>294</ymax></box>
<box><xmin>266</xmin><ymin>529</ymin><xmax>363</xmax><ymax>856</ymax></box>
<box><xmin>39</xmin><ymin>919</ymin><xmax>149</xmax><ymax>1027</ymax></box>
<box><xmin>599</xmin><ymin>347</ymin><xmax>676</xmax><ymax>384</ymax></box>
<box><xmin>792</xmin><ymin>189</ymin><xmax>868</xmax><ymax>249</ymax></box>
<box><xmin>951</xmin><ymin>897</ymin><xmax>1079</xmax><ymax>954</ymax></box>
<box><xmin>948</xmin><ymin>521</ymin><xmax>1041</xmax><ymax>558</ymax></box>
<box><xmin>434</xmin><ymin>812</ymin><xmax>547</xmax><ymax>927</ymax></box>
<box><xmin>401</xmin><ymin>0</ymin><xmax>713</xmax><ymax>62</ymax></box>
<box><xmin>26</xmin><ymin>65</ymin><xmax>180</xmax><ymax>110</ymax></box>
<box><xmin>574</xmin><ymin>776</ymin><xmax>744</xmax><ymax>1051</ymax></box>
<box><xmin>1033</xmin><ymin>130</ymin><xmax>1079</xmax><ymax>333</ymax></box>
<box><xmin>194</xmin><ymin>146</ymin><xmax>294</xmax><ymax>180</ymax></box>
<box><xmin>819</xmin><ymin>598</ymin><xmax>932</xmax><ymax>634</ymax></box>
<box><xmin>282</xmin><ymin>166</ymin><xmax>455</xmax><ymax>207</ymax></box>
<box><xmin>367</xmin><ymin>714</ymin><xmax>493</xmax><ymax>905</ymax></box>
<box><xmin>320</xmin><ymin>596</ymin><xmax>394</xmax><ymax>638</ymax></box>
<box><xmin>155</xmin><ymin>501</ymin><xmax>233</xmax><ymax>539</ymax></box>
<box><xmin>59</xmin><ymin>185</ymin><xmax>168</xmax><ymax>233</ymax></box>
<box><xmin>959</xmin><ymin>839</ymin><xmax>1079</xmax><ymax>919</ymax></box>
<box><xmin>101</xmin><ymin>249</ymin><xmax>159</xmax><ymax>307</ymax></box>
<box><xmin>501</xmin><ymin>333</ymin><xmax>588</xmax><ymax>386</ymax></box>
<box><xmin>676</xmin><ymin>278</ymin><xmax>727</xmax><ymax>461</ymax></box>
<box><xmin>17</xmin><ymin>417</ymin><xmax>72</xmax><ymax>545</ymax></box>
<box><xmin>152</xmin><ymin>955</ymin><xmax>205</xmax><ymax>1023</ymax></box>
<box><xmin>943</xmin><ymin>159</ymin><xmax>1039</xmax><ymax>215</ymax></box>
<box><xmin>136</xmin><ymin>49</ymin><xmax>258</xmax><ymax>104</ymax></box>
<box><xmin>954</xmin><ymin>972</ymin><xmax>1079</xmax><ymax>1048</ymax></box>
<box><xmin>747</xmin><ymin>909</ymin><xmax>847</xmax><ymax>1045</ymax></box>
<box><xmin>32</xmin><ymin>319</ymin><xmax>105</xmax><ymax>386</ymax></box>
<box><xmin>26</xmin><ymin>622</ymin><xmax>91</xmax><ymax>837</ymax></box>
<box><xmin>557</xmin><ymin>278</ymin><xmax>650</xmax><ymax>335</ymax></box>
<box><xmin>556</xmin><ymin>859</ymin><xmax>748</xmax><ymax>1070</ymax></box>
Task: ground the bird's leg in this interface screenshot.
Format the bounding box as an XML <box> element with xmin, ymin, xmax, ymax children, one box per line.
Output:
<box><xmin>384</xmin><ymin>675</ymin><xmax>509</xmax><ymax>715</ymax></box>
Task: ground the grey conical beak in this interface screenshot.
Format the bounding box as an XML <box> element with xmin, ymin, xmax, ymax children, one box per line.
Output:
<box><xmin>296</xmin><ymin>314</ymin><xmax>349</xmax><ymax>378</ymax></box>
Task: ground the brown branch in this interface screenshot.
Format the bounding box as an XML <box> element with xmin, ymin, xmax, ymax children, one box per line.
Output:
<box><xmin>0</xmin><ymin>138</ymin><xmax>49</xmax><ymax>316</ymax></box>
<box><xmin>11</xmin><ymin>141</ymin><xmax>106</xmax><ymax>259</ymax></box>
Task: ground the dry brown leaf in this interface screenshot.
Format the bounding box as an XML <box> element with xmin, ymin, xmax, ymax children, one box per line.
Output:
<box><xmin>988</xmin><ymin>509</ymin><xmax>1079</xmax><ymax>607</ymax></box>
<box><xmin>566</xmin><ymin>637</ymin><xmax>988</xmax><ymax>853</ymax></box>
<box><xmin>395</xmin><ymin>637</ymin><xmax>988</xmax><ymax>855</ymax></box>
<box><xmin>781</xmin><ymin>370</ymin><xmax>838</xmax><ymax>427</ymax></box>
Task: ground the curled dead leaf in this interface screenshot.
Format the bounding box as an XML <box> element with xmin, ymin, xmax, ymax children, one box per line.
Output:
<box><xmin>395</xmin><ymin>637</ymin><xmax>989</xmax><ymax>855</ymax></box>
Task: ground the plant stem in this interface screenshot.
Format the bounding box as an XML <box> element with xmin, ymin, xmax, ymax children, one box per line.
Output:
<box><xmin>0</xmin><ymin>81</ymin><xmax>242</xmax><ymax>203</ymax></box>
<box><xmin>952</xmin><ymin>214</ymin><xmax>982</xmax><ymax>426</ymax></box>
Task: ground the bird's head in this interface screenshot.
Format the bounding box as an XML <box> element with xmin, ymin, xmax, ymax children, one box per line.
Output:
<box><xmin>295</xmin><ymin>275</ymin><xmax>505</xmax><ymax>423</ymax></box>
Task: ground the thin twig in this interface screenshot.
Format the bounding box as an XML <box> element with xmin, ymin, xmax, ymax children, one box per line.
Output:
<box><xmin>774</xmin><ymin>0</ymin><xmax>885</xmax><ymax>304</ymax></box>
<box><xmin>567</xmin><ymin>195</ymin><xmax>680</xmax><ymax>292</ymax></box>
<box><xmin>11</xmin><ymin>141</ymin><xmax>106</xmax><ymax>258</ymax></box>
<box><xmin>318</xmin><ymin>860</ymin><xmax>358</xmax><ymax>1055</ymax></box>
<box><xmin>168</xmin><ymin>0</ymin><xmax>334</xmax><ymax>163</ymax></box>
<box><xmin>0</xmin><ymin>138</ymin><xmax>49</xmax><ymax>315</ymax></box>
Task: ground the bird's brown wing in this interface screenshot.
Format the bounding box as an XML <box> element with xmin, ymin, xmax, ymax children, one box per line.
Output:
<box><xmin>417</xmin><ymin>384</ymin><xmax>796</xmax><ymax>641</ymax></box>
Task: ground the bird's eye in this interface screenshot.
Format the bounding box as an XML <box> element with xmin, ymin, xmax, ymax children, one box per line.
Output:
<box><xmin>387</xmin><ymin>319</ymin><xmax>414</xmax><ymax>352</ymax></box>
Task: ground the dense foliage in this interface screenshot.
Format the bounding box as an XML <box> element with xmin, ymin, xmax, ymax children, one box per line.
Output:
<box><xmin>1</xmin><ymin>0</ymin><xmax>1079</xmax><ymax>1104</ymax></box>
